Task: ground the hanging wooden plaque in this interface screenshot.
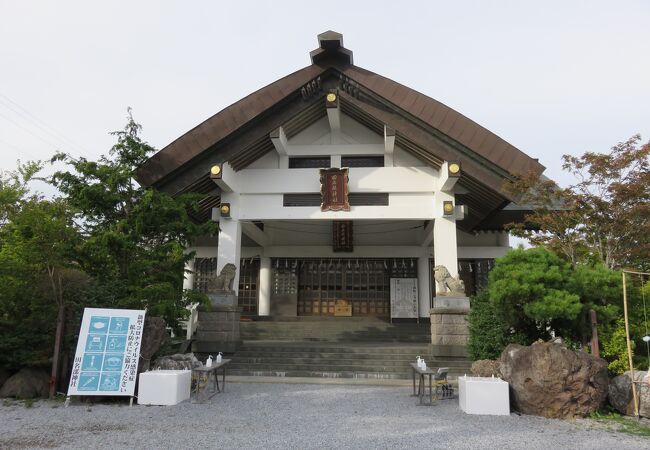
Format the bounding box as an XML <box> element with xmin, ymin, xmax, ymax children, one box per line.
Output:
<box><xmin>333</xmin><ymin>220</ymin><xmax>353</xmax><ymax>252</ymax></box>
<box><xmin>320</xmin><ymin>168</ymin><xmax>350</xmax><ymax>211</ymax></box>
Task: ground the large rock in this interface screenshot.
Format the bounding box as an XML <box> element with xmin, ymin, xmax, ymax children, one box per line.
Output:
<box><xmin>0</xmin><ymin>368</ymin><xmax>49</xmax><ymax>399</ymax></box>
<box><xmin>499</xmin><ymin>341</ymin><xmax>608</xmax><ymax>419</ymax></box>
<box><xmin>641</xmin><ymin>375</ymin><xmax>650</xmax><ymax>418</ymax></box>
<box><xmin>0</xmin><ymin>368</ymin><xmax>11</xmax><ymax>390</ymax></box>
<box><xmin>152</xmin><ymin>353</ymin><xmax>202</xmax><ymax>370</ymax></box>
<box><xmin>138</xmin><ymin>316</ymin><xmax>168</xmax><ymax>372</ymax></box>
<box><xmin>609</xmin><ymin>370</ymin><xmax>650</xmax><ymax>418</ymax></box>
<box><xmin>471</xmin><ymin>359</ymin><xmax>501</xmax><ymax>377</ymax></box>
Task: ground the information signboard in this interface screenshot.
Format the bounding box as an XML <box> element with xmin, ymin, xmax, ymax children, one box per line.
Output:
<box><xmin>390</xmin><ymin>278</ymin><xmax>418</xmax><ymax>319</ymax></box>
<box><xmin>67</xmin><ymin>308</ymin><xmax>146</xmax><ymax>397</ymax></box>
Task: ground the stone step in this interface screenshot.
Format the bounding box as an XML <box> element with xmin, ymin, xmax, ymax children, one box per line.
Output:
<box><xmin>238</xmin><ymin>322</ymin><xmax>430</xmax><ymax>327</ymax></box>
<box><xmin>238</xmin><ymin>324</ymin><xmax>430</xmax><ymax>331</ymax></box>
<box><xmin>231</xmin><ymin>359</ymin><xmax>471</xmax><ymax>372</ymax></box>
<box><xmin>230</xmin><ymin>348</ymin><xmax>428</xmax><ymax>359</ymax></box>
<box><xmin>240</xmin><ymin>330</ymin><xmax>430</xmax><ymax>336</ymax></box>
<box><xmin>235</xmin><ymin>345</ymin><xmax>433</xmax><ymax>354</ymax></box>
<box><xmin>238</xmin><ymin>337</ymin><xmax>429</xmax><ymax>343</ymax></box>
<box><xmin>232</xmin><ymin>355</ymin><xmax>468</xmax><ymax>364</ymax></box>
<box><xmin>226</xmin><ymin>369</ymin><xmax>468</xmax><ymax>380</ymax></box>
<box><xmin>226</xmin><ymin>369</ymin><xmax>414</xmax><ymax>379</ymax></box>
<box><xmin>238</xmin><ymin>331</ymin><xmax>430</xmax><ymax>338</ymax></box>
<box><xmin>226</xmin><ymin>342</ymin><xmax>471</xmax><ymax>380</ymax></box>
<box><xmin>193</xmin><ymin>340</ymin><xmax>238</xmax><ymax>353</ymax></box>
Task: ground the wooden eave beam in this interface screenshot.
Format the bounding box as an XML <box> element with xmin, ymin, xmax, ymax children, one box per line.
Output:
<box><xmin>384</xmin><ymin>125</ymin><xmax>395</xmax><ymax>167</ymax></box>
<box><xmin>270</xmin><ymin>126</ymin><xmax>289</xmax><ymax>168</ymax></box>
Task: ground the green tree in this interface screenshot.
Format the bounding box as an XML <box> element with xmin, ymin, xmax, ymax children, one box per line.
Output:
<box><xmin>0</xmin><ymin>163</ymin><xmax>83</xmax><ymax>397</ymax></box>
<box><xmin>488</xmin><ymin>247</ymin><xmax>582</xmax><ymax>343</ymax></box>
<box><xmin>508</xmin><ymin>135</ymin><xmax>650</xmax><ymax>270</ymax></box>
<box><xmin>487</xmin><ymin>247</ymin><xmax>623</xmax><ymax>346</ymax></box>
<box><xmin>50</xmin><ymin>110</ymin><xmax>216</xmax><ymax>330</ymax></box>
<box><xmin>467</xmin><ymin>290</ymin><xmax>526</xmax><ymax>360</ymax></box>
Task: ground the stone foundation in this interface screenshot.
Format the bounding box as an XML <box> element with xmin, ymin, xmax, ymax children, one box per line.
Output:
<box><xmin>194</xmin><ymin>294</ymin><xmax>241</xmax><ymax>353</ymax></box>
<box><xmin>430</xmin><ymin>296</ymin><xmax>470</xmax><ymax>357</ymax></box>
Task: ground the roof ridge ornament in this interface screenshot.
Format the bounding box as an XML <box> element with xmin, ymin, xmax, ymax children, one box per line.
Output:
<box><xmin>310</xmin><ymin>30</ymin><xmax>354</xmax><ymax>65</ymax></box>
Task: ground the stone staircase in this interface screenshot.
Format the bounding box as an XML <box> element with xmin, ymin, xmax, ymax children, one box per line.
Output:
<box><xmin>221</xmin><ymin>318</ymin><xmax>472</xmax><ymax>380</ymax></box>
<box><xmin>239</xmin><ymin>317</ymin><xmax>432</xmax><ymax>343</ymax></box>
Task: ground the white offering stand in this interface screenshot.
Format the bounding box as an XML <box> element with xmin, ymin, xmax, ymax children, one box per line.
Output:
<box><xmin>138</xmin><ymin>370</ymin><xmax>192</xmax><ymax>406</ymax></box>
<box><xmin>458</xmin><ymin>375</ymin><xmax>510</xmax><ymax>415</ymax></box>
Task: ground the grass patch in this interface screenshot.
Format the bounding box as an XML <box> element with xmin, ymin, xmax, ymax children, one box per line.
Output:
<box><xmin>23</xmin><ymin>398</ymin><xmax>34</xmax><ymax>408</ymax></box>
<box><xmin>590</xmin><ymin>411</ymin><xmax>650</xmax><ymax>437</ymax></box>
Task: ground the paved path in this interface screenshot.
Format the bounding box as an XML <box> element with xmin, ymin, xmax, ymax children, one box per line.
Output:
<box><xmin>1</xmin><ymin>382</ymin><xmax>647</xmax><ymax>449</ymax></box>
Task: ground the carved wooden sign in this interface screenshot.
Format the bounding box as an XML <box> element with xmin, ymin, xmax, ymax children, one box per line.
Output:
<box><xmin>333</xmin><ymin>220</ymin><xmax>353</xmax><ymax>252</ymax></box>
<box><xmin>320</xmin><ymin>168</ymin><xmax>350</xmax><ymax>211</ymax></box>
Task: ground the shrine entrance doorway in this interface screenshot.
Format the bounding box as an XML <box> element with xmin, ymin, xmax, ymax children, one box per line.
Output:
<box><xmin>288</xmin><ymin>258</ymin><xmax>418</xmax><ymax>317</ymax></box>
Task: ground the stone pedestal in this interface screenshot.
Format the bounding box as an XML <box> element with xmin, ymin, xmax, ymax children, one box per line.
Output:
<box><xmin>194</xmin><ymin>294</ymin><xmax>240</xmax><ymax>353</ymax></box>
<box><xmin>430</xmin><ymin>296</ymin><xmax>470</xmax><ymax>358</ymax></box>
<box><xmin>207</xmin><ymin>293</ymin><xmax>238</xmax><ymax>309</ymax></box>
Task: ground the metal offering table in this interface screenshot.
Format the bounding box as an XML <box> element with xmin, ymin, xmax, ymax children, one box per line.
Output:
<box><xmin>410</xmin><ymin>363</ymin><xmax>437</xmax><ymax>406</ymax></box>
<box><xmin>191</xmin><ymin>359</ymin><xmax>231</xmax><ymax>403</ymax></box>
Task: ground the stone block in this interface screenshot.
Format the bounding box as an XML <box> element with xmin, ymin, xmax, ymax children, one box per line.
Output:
<box><xmin>431</xmin><ymin>323</ymin><xmax>468</xmax><ymax>336</ymax></box>
<box><xmin>208</xmin><ymin>293</ymin><xmax>238</xmax><ymax>308</ymax></box>
<box><xmin>433</xmin><ymin>296</ymin><xmax>470</xmax><ymax>309</ymax></box>
<box><xmin>441</xmin><ymin>314</ymin><xmax>468</xmax><ymax>325</ymax></box>
<box><xmin>431</xmin><ymin>344</ymin><xmax>468</xmax><ymax>358</ymax></box>
<box><xmin>442</xmin><ymin>335</ymin><xmax>468</xmax><ymax>346</ymax></box>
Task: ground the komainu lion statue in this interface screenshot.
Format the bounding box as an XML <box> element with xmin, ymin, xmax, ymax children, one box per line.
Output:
<box><xmin>433</xmin><ymin>265</ymin><xmax>465</xmax><ymax>296</ymax></box>
<box><xmin>207</xmin><ymin>263</ymin><xmax>237</xmax><ymax>293</ymax></box>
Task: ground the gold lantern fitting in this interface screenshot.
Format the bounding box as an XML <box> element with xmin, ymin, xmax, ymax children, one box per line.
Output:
<box><xmin>210</xmin><ymin>164</ymin><xmax>222</xmax><ymax>178</ymax></box>
<box><xmin>449</xmin><ymin>163</ymin><xmax>460</xmax><ymax>174</ymax></box>
<box><xmin>326</xmin><ymin>93</ymin><xmax>337</xmax><ymax>102</ymax></box>
<box><xmin>443</xmin><ymin>201</ymin><xmax>454</xmax><ymax>216</ymax></box>
<box><xmin>220</xmin><ymin>203</ymin><xmax>231</xmax><ymax>218</ymax></box>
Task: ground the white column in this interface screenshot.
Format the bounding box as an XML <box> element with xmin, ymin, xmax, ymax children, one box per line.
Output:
<box><xmin>183</xmin><ymin>258</ymin><xmax>195</xmax><ymax>290</ymax></box>
<box><xmin>258</xmin><ymin>257</ymin><xmax>271</xmax><ymax>316</ymax></box>
<box><xmin>217</xmin><ymin>193</ymin><xmax>242</xmax><ymax>295</ymax></box>
<box><xmin>433</xmin><ymin>190</ymin><xmax>459</xmax><ymax>278</ymax></box>
<box><xmin>417</xmin><ymin>255</ymin><xmax>431</xmax><ymax>317</ymax></box>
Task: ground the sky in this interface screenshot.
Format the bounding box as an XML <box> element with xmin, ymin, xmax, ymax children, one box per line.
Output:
<box><xmin>1</xmin><ymin>0</ymin><xmax>649</xmax><ymax>190</ymax></box>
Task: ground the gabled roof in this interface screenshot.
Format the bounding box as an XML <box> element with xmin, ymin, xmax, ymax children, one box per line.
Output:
<box><xmin>135</xmin><ymin>31</ymin><xmax>546</xmax><ymax>230</ymax></box>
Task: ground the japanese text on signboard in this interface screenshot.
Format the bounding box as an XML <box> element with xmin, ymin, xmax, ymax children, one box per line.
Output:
<box><xmin>320</xmin><ymin>168</ymin><xmax>350</xmax><ymax>211</ymax></box>
<box><xmin>67</xmin><ymin>308</ymin><xmax>146</xmax><ymax>397</ymax></box>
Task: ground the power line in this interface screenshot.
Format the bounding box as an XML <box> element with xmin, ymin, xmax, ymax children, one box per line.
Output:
<box><xmin>0</xmin><ymin>137</ymin><xmax>41</xmax><ymax>160</ymax></box>
<box><xmin>0</xmin><ymin>93</ymin><xmax>88</xmax><ymax>155</ymax></box>
<box><xmin>0</xmin><ymin>110</ymin><xmax>62</xmax><ymax>151</ymax></box>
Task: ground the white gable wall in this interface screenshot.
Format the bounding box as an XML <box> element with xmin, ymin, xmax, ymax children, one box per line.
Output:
<box><xmin>197</xmin><ymin>109</ymin><xmax>511</xmax><ymax>317</ymax></box>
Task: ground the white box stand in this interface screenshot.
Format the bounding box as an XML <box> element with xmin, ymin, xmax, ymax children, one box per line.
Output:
<box><xmin>138</xmin><ymin>370</ymin><xmax>191</xmax><ymax>406</ymax></box>
<box><xmin>458</xmin><ymin>375</ymin><xmax>510</xmax><ymax>415</ymax></box>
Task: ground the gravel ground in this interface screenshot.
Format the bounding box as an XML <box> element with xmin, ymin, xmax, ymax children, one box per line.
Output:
<box><xmin>1</xmin><ymin>382</ymin><xmax>648</xmax><ymax>449</ymax></box>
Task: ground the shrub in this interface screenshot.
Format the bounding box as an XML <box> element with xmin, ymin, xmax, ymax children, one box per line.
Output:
<box><xmin>467</xmin><ymin>290</ymin><xmax>526</xmax><ymax>361</ymax></box>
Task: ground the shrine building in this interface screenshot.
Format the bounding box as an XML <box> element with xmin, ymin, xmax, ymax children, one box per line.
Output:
<box><xmin>136</xmin><ymin>31</ymin><xmax>545</xmax><ymax>331</ymax></box>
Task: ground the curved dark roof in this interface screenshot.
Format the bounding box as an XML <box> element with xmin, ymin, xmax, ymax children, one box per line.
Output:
<box><xmin>137</xmin><ymin>64</ymin><xmax>326</xmax><ymax>187</ymax></box>
<box><xmin>137</xmin><ymin>32</ymin><xmax>544</xmax><ymax>190</ymax></box>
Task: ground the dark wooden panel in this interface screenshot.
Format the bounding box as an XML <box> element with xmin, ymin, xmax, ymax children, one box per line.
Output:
<box><xmin>283</xmin><ymin>193</ymin><xmax>389</xmax><ymax>207</ymax></box>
